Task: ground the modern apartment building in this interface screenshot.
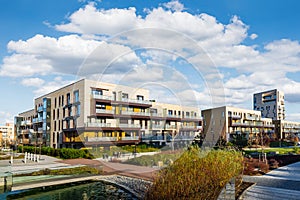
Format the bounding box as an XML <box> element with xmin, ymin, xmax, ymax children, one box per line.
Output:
<box><xmin>253</xmin><ymin>89</ymin><xmax>285</xmax><ymax>120</ymax></box>
<box><xmin>202</xmin><ymin>106</ymin><xmax>275</xmax><ymax>145</ymax></box>
<box><xmin>15</xmin><ymin>79</ymin><xmax>202</xmax><ymax>149</ymax></box>
<box><xmin>273</xmin><ymin>120</ymin><xmax>300</xmax><ymax>140</ymax></box>
<box><xmin>0</xmin><ymin>123</ymin><xmax>15</xmax><ymax>148</ymax></box>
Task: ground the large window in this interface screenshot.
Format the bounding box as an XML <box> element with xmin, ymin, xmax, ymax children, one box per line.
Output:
<box><xmin>92</xmin><ymin>89</ymin><xmax>102</xmax><ymax>96</ymax></box>
<box><xmin>74</xmin><ymin>90</ymin><xmax>79</xmax><ymax>102</ymax></box>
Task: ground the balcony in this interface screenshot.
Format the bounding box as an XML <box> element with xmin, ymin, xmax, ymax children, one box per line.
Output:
<box><xmin>37</xmin><ymin>127</ymin><xmax>43</xmax><ymax>133</ymax></box>
<box><xmin>37</xmin><ymin>106</ymin><xmax>43</xmax><ymax>112</ymax></box>
<box><xmin>21</xmin><ymin>120</ymin><xmax>32</xmax><ymax>126</ymax></box>
<box><xmin>119</xmin><ymin>136</ymin><xmax>139</xmax><ymax>141</ymax></box>
<box><xmin>121</xmin><ymin>110</ymin><xmax>150</xmax><ymax>116</ymax></box>
<box><xmin>87</xmin><ymin>137</ymin><xmax>117</xmax><ymax>142</ymax></box>
<box><xmin>151</xmin><ymin>124</ymin><xmax>164</xmax><ymax>129</ymax></box>
<box><xmin>118</xmin><ymin>124</ymin><xmax>141</xmax><ymax>128</ymax></box>
<box><xmin>180</xmin><ymin>125</ymin><xmax>196</xmax><ymax>129</ymax></box>
<box><xmin>229</xmin><ymin>114</ymin><xmax>241</xmax><ymax>119</ymax></box>
<box><xmin>165</xmin><ymin>124</ymin><xmax>177</xmax><ymax>129</ymax></box>
<box><xmin>92</xmin><ymin>94</ymin><xmax>113</xmax><ymax>100</ymax></box>
<box><xmin>85</xmin><ymin>122</ymin><xmax>112</xmax><ymax>128</ymax></box>
<box><xmin>166</xmin><ymin>114</ymin><xmax>181</xmax><ymax>118</ymax></box>
<box><xmin>32</xmin><ymin>117</ymin><xmax>43</xmax><ymax>123</ymax></box>
<box><xmin>96</xmin><ymin>109</ymin><xmax>115</xmax><ymax>114</ymax></box>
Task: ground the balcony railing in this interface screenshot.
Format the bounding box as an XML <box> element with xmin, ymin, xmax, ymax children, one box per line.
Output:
<box><xmin>180</xmin><ymin>125</ymin><xmax>196</xmax><ymax>129</ymax></box>
<box><xmin>21</xmin><ymin>120</ymin><xmax>32</xmax><ymax>126</ymax></box>
<box><xmin>151</xmin><ymin>124</ymin><xmax>164</xmax><ymax>129</ymax></box>
<box><xmin>118</xmin><ymin>124</ymin><xmax>141</xmax><ymax>128</ymax></box>
<box><xmin>92</xmin><ymin>94</ymin><xmax>113</xmax><ymax>100</ymax></box>
<box><xmin>96</xmin><ymin>109</ymin><xmax>115</xmax><ymax>114</ymax></box>
<box><xmin>165</xmin><ymin>124</ymin><xmax>177</xmax><ymax>129</ymax></box>
<box><xmin>32</xmin><ymin>117</ymin><xmax>43</xmax><ymax>123</ymax></box>
<box><xmin>87</xmin><ymin>137</ymin><xmax>117</xmax><ymax>142</ymax></box>
<box><xmin>37</xmin><ymin>106</ymin><xmax>43</xmax><ymax>112</ymax></box>
<box><xmin>121</xmin><ymin>110</ymin><xmax>150</xmax><ymax>116</ymax></box>
<box><xmin>119</xmin><ymin>136</ymin><xmax>139</xmax><ymax>141</ymax></box>
<box><xmin>85</xmin><ymin>122</ymin><xmax>112</xmax><ymax>127</ymax></box>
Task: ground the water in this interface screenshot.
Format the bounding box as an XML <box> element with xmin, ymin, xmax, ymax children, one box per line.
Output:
<box><xmin>3</xmin><ymin>181</ymin><xmax>138</xmax><ymax>200</ymax></box>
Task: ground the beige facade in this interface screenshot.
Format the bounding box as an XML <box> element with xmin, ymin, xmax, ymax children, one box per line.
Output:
<box><xmin>254</xmin><ymin>89</ymin><xmax>285</xmax><ymax>120</ymax></box>
<box><xmin>16</xmin><ymin>79</ymin><xmax>201</xmax><ymax>149</ymax></box>
<box><xmin>202</xmin><ymin>106</ymin><xmax>275</xmax><ymax>145</ymax></box>
<box><xmin>0</xmin><ymin>123</ymin><xmax>15</xmax><ymax>148</ymax></box>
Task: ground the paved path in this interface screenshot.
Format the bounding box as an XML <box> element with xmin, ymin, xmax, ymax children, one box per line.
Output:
<box><xmin>241</xmin><ymin>161</ymin><xmax>300</xmax><ymax>199</ymax></box>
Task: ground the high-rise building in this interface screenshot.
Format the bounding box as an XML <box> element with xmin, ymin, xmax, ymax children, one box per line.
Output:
<box><xmin>15</xmin><ymin>79</ymin><xmax>202</xmax><ymax>149</ymax></box>
<box><xmin>253</xmin><ymin>89</ymin><xmax>285</xmax><ymax>120</ymax></box>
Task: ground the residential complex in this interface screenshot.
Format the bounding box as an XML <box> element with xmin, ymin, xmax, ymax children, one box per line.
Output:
<box><xmin>202</xmin><ymin>106</ymin><xmax>275</xmax><ymax>145</ymax></box>
<box><xmin>253</xmin><ymin>89</ymin><xmax>285</xmax><ymax>120</ymax></box>
<box><xmin>15</xmin><ymin>79</ymin><xmax>202</xmax><ymax>149</ymax></box>
<box><xmin>0</xmin><ymin>123</ymin><xmax>15</xmax><ymax>149</ymax></box>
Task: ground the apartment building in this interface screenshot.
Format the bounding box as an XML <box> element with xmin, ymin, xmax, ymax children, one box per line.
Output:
<box><xmin>253</xmin><ymin>89</ymin><xmax>285</xmax><ymax>120</ymax></box>
<box><xmin>273</xmin><ymin>120</ymin><xmax>300</xmax><ymax>140</ymax></box>
<box><xmin>202</xmin><ymin>106</ymin><xmax>275</xmax><ymax>145</ymax></box>
<box><xmin>0</xmin><ymin>123</ymin><xmax>15</xmax><ymax>148</ymax></box>
<box><xmin>15</xmin><ymin>79</ymin><xmax>202</xmax><ymax>149</ymax></box>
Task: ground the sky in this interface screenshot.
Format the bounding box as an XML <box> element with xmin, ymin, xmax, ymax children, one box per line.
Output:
<box><xmin>1</xmin><ymin>0</ymin><xmax>300</xmax><ymax>125</ymax></box>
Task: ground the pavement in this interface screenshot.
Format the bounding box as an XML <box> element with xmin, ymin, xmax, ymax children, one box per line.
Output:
<box><xmin>241</xmin><ymin>161</ymin><xmax>300</xmax><ymax>199</ymax></box>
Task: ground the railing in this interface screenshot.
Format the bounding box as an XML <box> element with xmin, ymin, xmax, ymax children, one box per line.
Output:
<box><xmin>37</xmin><ymin>127</ymin><xmax>43</xmax><ymax>133</ymax></box>
<box><xmin>180</xmin><ymin>125</ymin><xmax>196</xmax><ymax>129</ymax></box>
<box><xmin>151</xmin><ymin>124</ymin><xmax>164</xmax><ymax>129</ymax></box>
<box><xmin>87</xmin><ymin>137</ymin><xmax>117</xmax><ymax>142</ymax></box>
<box><xmin>165</xmin><ymin>124</ymin><xmax>177</xmax><ymax>129</ymax></box>
<box><xmin>121</xmin><ymin>110</ymin><xmax>150</xmax><ymax>116</ymax></box>
<box><xmin>32</xmin><ymin>117</ymin><xmax>43</xmax><ymax>123</ymax></box>
<box><xmin>21</xmin><ymin>120</ymin><xmax>32</xmax><ymax>126</ymax></box>
<box><xmin>119</xmin><ymin>136</ymin><xmax>139</xmax><ymax>141</ymax></box>
<box><xmin>167</xmin><ymin>114</ymin><xmax>181</xmax><ymax>118</ymax></box>
<box><xmin>85</xmin><ymin>122</ymin><xmax>112</xmax><ymax>127</ymax></box>
<box><xmin>150</xmin><ymin>113</ymin><xmax>163</xmax><ymax>117</ymax></box>
<box><xmin>118</xmin><ymin>124</ymin><xmax>141</xmax><ymax>128</ymax></box>
<box><xmin>37</xmin><ymin>106</ymin><xmax>43</xmax><ymax>112</ymax></box>
<box><xmin>92</xmin><ymin>94</ymin><xmax>113</xmax><ymax>100</ymax></box>
<box><xmin>96</xmin><ymin>109</ymin><xmax>115</xmax><ymax>114</ymax></box>
<box><xmin>142</xmin><ymin>135</ymin><xmax>165</xmax><ymax>141</ymax></box>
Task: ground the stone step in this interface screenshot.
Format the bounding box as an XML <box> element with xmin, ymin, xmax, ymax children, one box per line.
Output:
<box><xmin>242</xmin><ymin>185</ymin><xmax>300</xmax><ymax>200</ymax></box>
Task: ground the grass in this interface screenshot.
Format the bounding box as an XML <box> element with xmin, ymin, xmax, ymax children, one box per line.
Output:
<box><xmin>243</xmin><ymin>147</ymin><xmax>300</xmax><ymax>155</ymax></box>
<box><xmin>14</xmin><ymin>166</ymin><xmax>103</xmax><ymax>177</ymax></box>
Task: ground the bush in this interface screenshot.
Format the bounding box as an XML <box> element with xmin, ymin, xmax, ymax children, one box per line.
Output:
<box><xmin>144</xmin><ymin>147</ymin><xmax>243</xmax><ymax>199</ymax></box>
<box><xmin>17</xmin><ymin>146</ymin><xmax>94</xmax><ymax>159</ymax></box>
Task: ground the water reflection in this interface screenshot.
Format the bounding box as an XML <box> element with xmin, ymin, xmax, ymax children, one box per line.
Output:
<box><xmin>6</xmin><ymin>181</ymin><xmax>137</xmax><ymax>200</ymax></box>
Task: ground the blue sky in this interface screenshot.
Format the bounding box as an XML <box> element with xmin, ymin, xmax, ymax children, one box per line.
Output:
<box><xmin>1</xmin><ymin>0</ymin><xmax>300</xmax><ymax>124</ymax></box>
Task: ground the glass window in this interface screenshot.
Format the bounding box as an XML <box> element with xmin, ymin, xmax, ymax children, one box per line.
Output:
<box><xmin>74</xmin><ymin>90</ymin><xmax>79</xmax><ymax>102</ymax></box>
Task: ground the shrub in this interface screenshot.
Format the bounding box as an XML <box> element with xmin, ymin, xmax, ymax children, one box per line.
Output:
<box><xmin>144</xmin><ymin>147</ymin><xmax>243</xmax><ymax>199</ymax></box>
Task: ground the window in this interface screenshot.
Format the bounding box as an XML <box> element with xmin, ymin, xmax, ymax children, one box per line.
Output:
<box><xmin>74</xmin><ymin>90</ymin><xmax>79</xmax><ymax>103</ymax></box>
<box><xmin>92</xmin><ymin>89</ymin><xmax>103</xmax><ymax>96</ymax></box>
<box><xmin>67</xmin><ymin>93</ymin><xmax>71</xmax><ymax>105</ymax></box>
<box><xmin>122</xmin><ymin>93</ymin><xmax>128</xmax><ymax>99</ymax></box>
<box><xmin>57</xmin><ymin>109</ymin><xmax>59</xmax><ymax>119</ymax></box>
<box><xmin>137</xmin><ymin>95</ymin><xmax>144</xmax><ymax>100</ymax></box>
<box><xmin>55</xmin><ymin>98</ymin><xmax>57</xmax><ymax>108</ymax></box>
<box><xmin>178</xmin><ymin>111</ymin><xmax>181</xmax><ymax>116</ymax></box>
<box><xmin>186</xmin><ymin>112</ymin><xmax>190</xmax><ymax>117</ymax></box>
<box><xmin>168</xmin><ymin>110</ymin><xmax>173</xmax><ymax>115</ymax></box>
<box><xmin>61</xmin><ymin>95</ymin><xmax>64</xmax><ymax>106</ymax></box>
<box><xmin>53</xmin><ymin>110</ymin><xmax>55</xmax><ymax>120</ymax></box>
<box><xmin>58</xmin><ymin>96</ymin><xmax>61</xmax><ymax>107</ymax></box>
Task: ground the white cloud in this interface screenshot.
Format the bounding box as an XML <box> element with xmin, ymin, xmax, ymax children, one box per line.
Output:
<box><xmin>0</xmin><ymin>111</ymin><xmax>14</xmax><ymax>125</ymax></box>
<box><xmin>163</xmin><ymin>0</ymin><xmax>185</xmax><ymax>12</ymax></box>
<box><xmin>250</xmin><ymin>33</ymin><xmax>258</xmax><ymax>40</ymax></box>
<box><xmin>1</xmin><ymin>1</ymin><xmax>300</xmax><ymax>117</ymax></box>
<box><xmin>21</xmin><ymin>78</ymin><xmax>45</xmax><ymax>87</ymax></box>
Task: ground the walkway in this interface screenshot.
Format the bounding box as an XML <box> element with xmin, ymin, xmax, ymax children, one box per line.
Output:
<box><xmin>241</xmin><ymin>161</ymin><xmax>300</xmax><ymax>199</ymax></box>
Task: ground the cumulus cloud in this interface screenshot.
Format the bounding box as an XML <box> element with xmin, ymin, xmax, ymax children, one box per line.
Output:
<box><xmin>1</xmin><ymin>1</ymin><xmax>300</xmax><ymax>120</ymax></box>
<box><xmin>0</xmin><ymin>111</ymin><xmax>14</xmax><ymax>125</ymax></box>
<box><xmin>21</xmin><ymin>78</ymin><xmax>45</xmax><ymax>87</ymax></box>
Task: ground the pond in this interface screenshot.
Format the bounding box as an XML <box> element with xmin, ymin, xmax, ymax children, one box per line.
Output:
<box><xmin>1</xmin><ymin>181</ymin><xmax>138</xmax><ymax>200</ymax></box>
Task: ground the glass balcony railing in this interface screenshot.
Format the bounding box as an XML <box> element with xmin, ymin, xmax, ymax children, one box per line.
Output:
<box><xmin>95</xmin><ymin>109</ymin><xmax>115</xmax><ymax>114</ymax></box>
<box><xmin>92</xmin><ymin>94</ymin><xmax>113</xmax><ymax>100</ymax></box>
<box><xmin>121</xmin><ymin>110</ymin><xmax>150</xmax><ymax>116</ymax></box>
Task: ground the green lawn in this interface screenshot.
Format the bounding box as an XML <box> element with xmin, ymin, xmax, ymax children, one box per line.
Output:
<box><xmin>243</xmin><ymin>147</ymin><xmax>300</xmax><ymax>155</ymax></box>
